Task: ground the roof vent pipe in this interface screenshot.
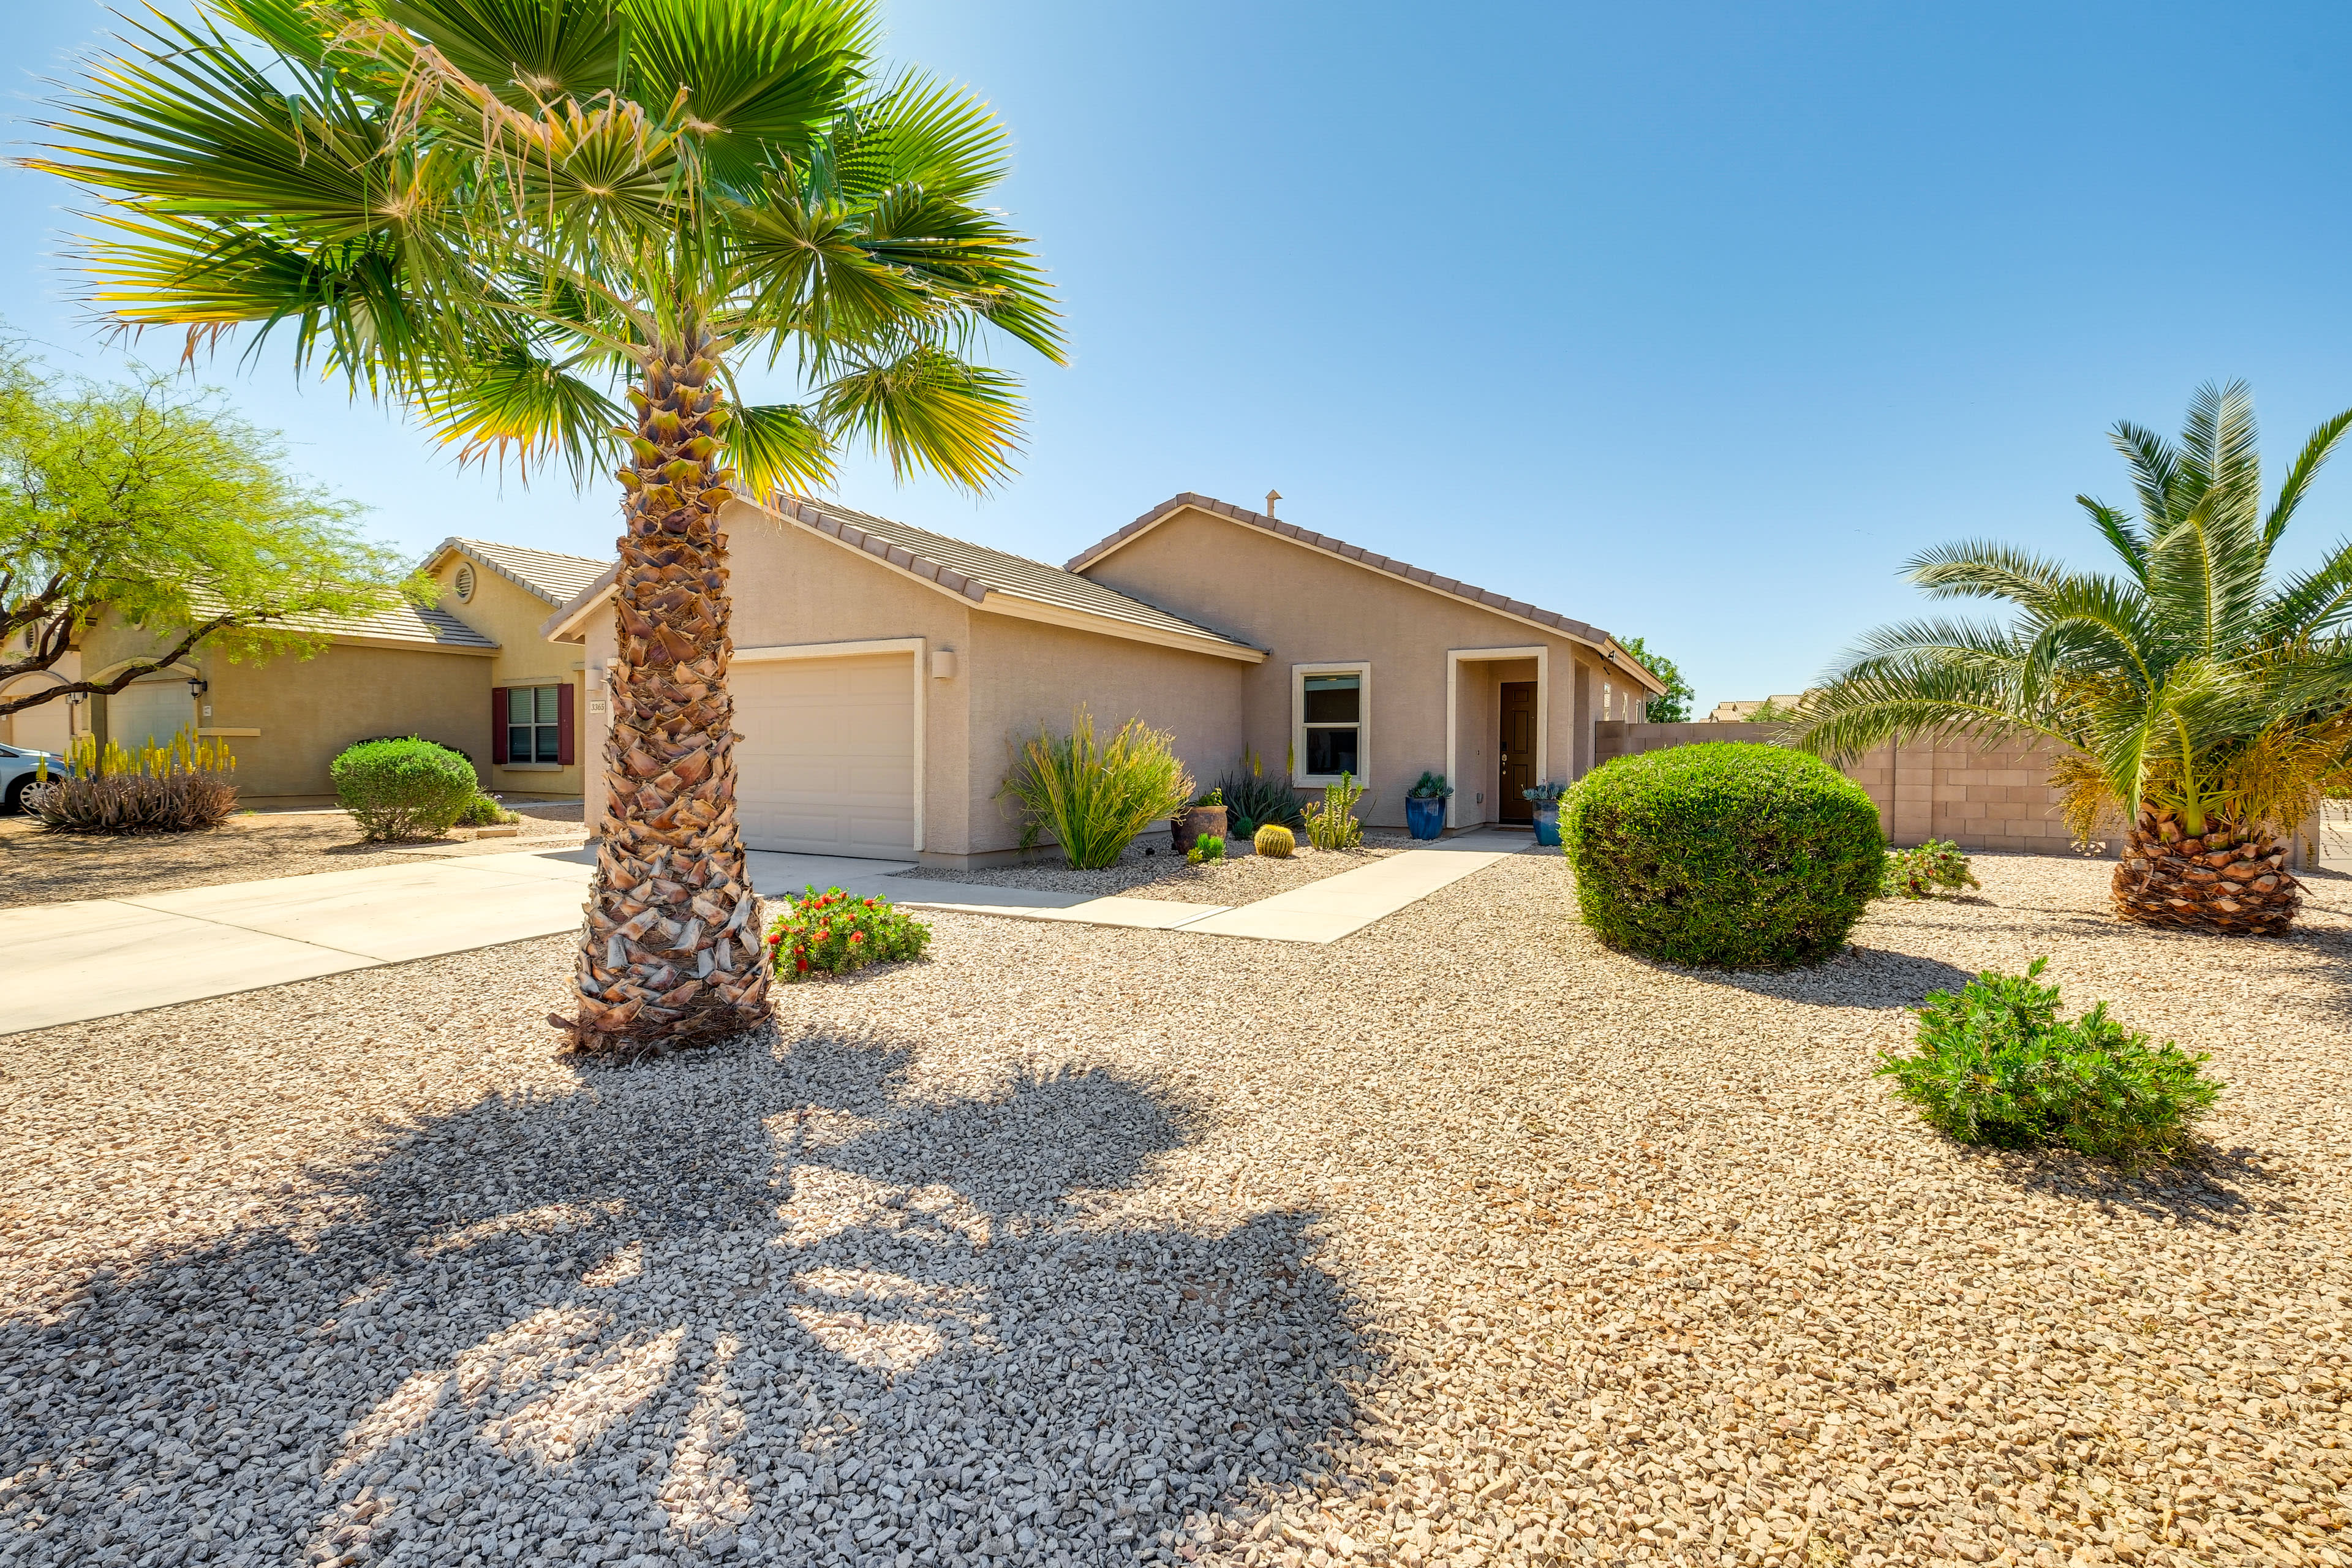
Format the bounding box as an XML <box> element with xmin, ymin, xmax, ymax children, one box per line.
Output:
<box><xmin>1264</xmin><ymin>489</ymin><xmax>1281</xmax><ymax>521</ymax></box>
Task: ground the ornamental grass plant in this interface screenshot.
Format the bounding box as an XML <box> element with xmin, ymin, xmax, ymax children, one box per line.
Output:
<box><xmin>1877</xmin><ymin>958</ymin><xmax>2218</xmax><ymax>1162</ymax></box>
<box><xmin>1001</xmin><ymin>707</ymin><xmax>1193</xmax><ymax>870</ymax></box>
<box><xmin>766</xmin><ymin>886</ymin><xmax>931</xmax><ymax>981</ymax></box>
<box><xmin>1563</xmin><ymin>744</ymin><xmax>1882</xmax><ymax>968</ymax></box>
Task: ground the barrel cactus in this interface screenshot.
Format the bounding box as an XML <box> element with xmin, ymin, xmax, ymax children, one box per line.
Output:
<box><xmin>1254</xmin><ymin>824</ymin><xmax>1295</xmax><ymax>858</ymax></box>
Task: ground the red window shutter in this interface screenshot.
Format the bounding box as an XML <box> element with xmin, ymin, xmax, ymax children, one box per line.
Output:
<box><xmin>557</xmin><ymin>682</ymin><xmax>576</xmax><ymax>766</ymax></box>
<box><xmin>490</xmin><ymin>687</ymin><xmax>508</xmax><ymax>764</ymax></box>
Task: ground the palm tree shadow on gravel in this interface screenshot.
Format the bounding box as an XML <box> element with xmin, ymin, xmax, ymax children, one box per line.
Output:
<box><xmin>2</xmin><ymin>1025</ymin><xmax>1368</xmax><ymax>1567</ymax></box>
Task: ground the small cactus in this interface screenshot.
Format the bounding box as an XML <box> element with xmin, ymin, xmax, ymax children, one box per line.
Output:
<box><xmin>1254</xmin><ymin>824</ymin><xmax>1295</xmax><ymax>858</ymax></box>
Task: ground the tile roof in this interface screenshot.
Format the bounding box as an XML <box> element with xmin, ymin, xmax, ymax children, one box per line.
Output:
<box><xmin>767</xmin><ymin>495</ymin><xmax>1261</xmax><ymax>652</ymax></box>
<box><xmin>428</xmin><ymin>538</ymin><xmax>612</xmax><ymax>605</ymax></box>
<box><xmin>1065</xmin><ymin>492</ymin><xmax>1665</xmax><ymax>692</ymax></box>
<box><xmin>190</xmin><ymin>593</ymin><xmax>498</xmax><ymax>650</ymax></box>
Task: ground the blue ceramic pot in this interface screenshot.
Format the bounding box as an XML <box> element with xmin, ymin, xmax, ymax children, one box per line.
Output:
<box><xmin>1532</xmin><ymin>805</ymin><xmax>1561</xmax><ymax>846</ymax></box>
<box><xmin>1405</xmin><ymin>795</ymin><xmax>1445</xmax><ymax>840</ymax></box>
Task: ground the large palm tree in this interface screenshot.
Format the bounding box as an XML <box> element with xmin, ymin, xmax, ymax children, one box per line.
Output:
<box><xmin>1790</xmin><ymin>382</ymin><xmax>2352</xmax><ymax>935</ymax></box>
<box><xmin>27</xmin><ymin>0</ymin><xmax>1061</xmax><ymax>1049</ymax></box>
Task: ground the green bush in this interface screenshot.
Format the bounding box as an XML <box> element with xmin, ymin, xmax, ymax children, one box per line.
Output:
<box><xmin>1186</xmin><ymin>833</ymin><xmax>1226</xmax><ymax>864</ymax></box>
<box><xmin>1563</xmin><ymin>743</ymin><xmax>1883</xmax><ymax>968</ymax></box>
<box><xmin>331</xmin><ymin>737</ymin><xmax>480</xmax><ymax>841</ymax></box>
<box><xmin>1000</xmin><ymin>707</ymin><xmax>1193</xmax><ymax>869</ymax></box>
<box><xmin>453</xmin><ymin>793</ymin><xmax>519</xmax><ymax>827</ymax></box>
<box><xmin>1877</xmin><ymin>958</ymin><xmax>2219</xmax><ymax>1161</ymax></box>
<box><xmin>765</xmin><ymin>886</ymin><xmax>932</xmax><ymax>981</ymax></box>
<box><xmin>1882</xmin><ymin>839</ymin><xmax>1980</xmax><ymax>899</ymax></box>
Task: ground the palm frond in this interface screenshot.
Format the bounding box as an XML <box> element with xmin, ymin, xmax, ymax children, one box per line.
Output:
<box><xmin>372</xmin><ymin>0</ymin><xmax>625</xmax><ymax>106</ymax></box>
<box><xmin>615</xmin><ymin>0</ymin><xmax>873</xmax><ymax>189</ymax></box>
<box><xmin>408</xmin><ymin>342</ymin><xmax>625</xmax><ymax>479</ymax></box>
<box><xmin>2264</xmin><ymin>404</ymin><xmax>2352</xmax><ymax>548</ymax></box>
<box><xmin>725</xmin><ymin>401</ymin><xmax>834</xmax><ymax>494</ymax></box>
<box><xmin>2076</xmin><ymin>495</ymin><xmax>2147</xmax><ymax>580</ymax></box>
<box><xmin>2109</xmin><ymin>419</ymin><xmax>2182</xmax><ymax>528</ymax></box>
<box><xmin>816</xmin><ymin>343</ymin><xmax>1023</xmax><ymax>489</ymax></box>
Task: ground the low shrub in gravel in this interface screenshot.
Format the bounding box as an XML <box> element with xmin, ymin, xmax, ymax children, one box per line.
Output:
<box><xmin>1564</xmin><ymin>743</ymin><xmax>1882</xmax><ymax>968</ymax></box>
<box><xmin>1882</xmin><ymin>838</ymin><xmax>1981</xmax><ymax>899</ymax></box>
<box><xmin>1879</xmin><ymin>957</ymin><xmax>2220</xmax><ymax>1161</ymax></box>
<box><xmin>453</xmin><ymin>793</ymin><xmax>519</xmax><ymax>826</ymax></box>
<box><xmin>766</xmin><ymin>886</ymin><xmax>932</xmax><ymax>980</ymax></box>
<box><xmin>330</xmin><ymin>738</ymin><xmax>480</xmax><ymax>841</ymax></box>
<box><xmin>1186</xmin><ymin>834</ymin><xmax>1226</xmax><ymax>864</ymax></box>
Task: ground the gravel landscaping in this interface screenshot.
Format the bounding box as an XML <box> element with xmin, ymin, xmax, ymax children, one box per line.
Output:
<box><xmin>4</xmin><ymin>851</ymin><xmax>2350</xmax><ymax>1568</ymax></box>
<box><xmin>892</xmin><ymin>832</ymin><xmax>1409</xmax><ymax>905</ymax></box>
<box><xmin>0</xmin><ymin>806</ymin><xmax>586</xmax><ymax>908</ymax></box>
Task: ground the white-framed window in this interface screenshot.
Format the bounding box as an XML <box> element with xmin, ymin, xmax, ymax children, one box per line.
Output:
<box><xmin>1292</xmin><ymin>662</ymin><xmax>1370</xmax><ymax>783</ymax></box>
<box><xmin>506</xmin><ymin>685</ymin><xmax>563</xmax><ymax>763</ymax></box>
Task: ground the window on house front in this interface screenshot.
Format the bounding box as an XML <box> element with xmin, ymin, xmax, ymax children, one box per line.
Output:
<box><xmin>1295</xmin><ymin>665</ymin><xmax>1368</xmax><ymax>781</ymax></box>
<box><xmin>507</xmin><ymin>685</ymin><xmax>562</xmax><ymax>763</ymax></box>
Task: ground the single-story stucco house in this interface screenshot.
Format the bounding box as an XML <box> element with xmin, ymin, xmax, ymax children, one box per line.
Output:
<box><xmin>545</xmin><ymin>492</ymin><xmax>1664</xmax><ymax>867</ymax></box>
<box><xmin>57</xmin><ymin>538</ymin><xmax>609</xmax><ymax>799</ymax></box>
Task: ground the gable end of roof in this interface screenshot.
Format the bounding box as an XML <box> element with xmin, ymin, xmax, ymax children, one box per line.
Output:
<box><xmin>423</xmin><ymin>538</ymin><xmax>612</xmax><ymax>607</ymax></box>
<box><xmin>1065</xmin><ymin>493</ymin><xmax>1664</xmax><ymax>692</ymax></box>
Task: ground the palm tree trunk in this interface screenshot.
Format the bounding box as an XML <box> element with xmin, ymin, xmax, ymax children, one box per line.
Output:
<box><xmin>2112</xmin><ymin>805</ymin><xmax>2302</xmax><ymax>936</ymax></box>
<box><xmin>558</xmin><ymin>328</ymin><xmax>769</xmax><ymax>1053</ymax></box>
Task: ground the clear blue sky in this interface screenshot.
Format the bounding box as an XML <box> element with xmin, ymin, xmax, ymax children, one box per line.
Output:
<box><xmin>6</xmin><ymin>1</ymin><xmax>2350</xmax><ymax>713</ymax></box>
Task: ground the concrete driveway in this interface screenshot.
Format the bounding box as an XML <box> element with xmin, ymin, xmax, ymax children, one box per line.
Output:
<box><xmin>1</xmin><ymin>834</ymin><xmax>1538</xmax><ymax>1035</ymax></box>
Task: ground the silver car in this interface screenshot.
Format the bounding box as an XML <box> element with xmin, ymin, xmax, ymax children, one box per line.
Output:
<box><xmin>0</xmin><ymin>742</ymin><xmax>66</xmax><ymax>813</ymax></box>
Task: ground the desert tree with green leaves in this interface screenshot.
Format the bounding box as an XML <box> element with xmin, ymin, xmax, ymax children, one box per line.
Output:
<box><xmin>0</xmin><ymin>343</ymin><xmax>399</xmax><ymax>722</ymax></box>
<box><xmin>1789</xmin><ymin>382</ymin><xmax>2352</xmax><ymax>935</ymax></box>
<box><xmin>26</xmin><ymin>0</ymin><xmax>1062</xmax><ymax>1049</ymax></box>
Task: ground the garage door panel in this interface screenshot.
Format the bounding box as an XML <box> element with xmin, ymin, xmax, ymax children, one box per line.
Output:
<box><xmin>734</xmin><ymin>652</ymin><xmax>916</xmax><ymax>856</ymax></box>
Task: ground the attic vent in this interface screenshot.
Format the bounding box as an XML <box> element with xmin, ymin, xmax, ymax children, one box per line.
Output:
<box><xmin>454</xmin><ymin>563</ymin><xmax>476</xmax><ymax>601</ymax></box>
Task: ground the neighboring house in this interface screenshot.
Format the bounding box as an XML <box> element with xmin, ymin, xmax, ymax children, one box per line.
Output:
<box><xmin>64</xmin><ymin>538</ymin><xmax>608</xmax><ymax>799</ymax></box>
<box><xmin>75</xmin><ymin>598</ymin><xmax>498</xmax><ymax>796</ymax></box>
<box><xmin>1708</xmin><ymin>694</ymin><xmax>1810</xmax><ymax>722</ymax></box>
<box><xmin>0</xmin><ymin>621</ymin><xmax>85</xmax><ymax>754</ymax></box>
<box><xmin>545</xmin><ymin>491</ymin><xmax>1662</xmax><ymax>867</ymax></box>
<box><xmin>417</xmin><ymin>538</ymin><xmax>612</xmax><ymax>798</ymax></box>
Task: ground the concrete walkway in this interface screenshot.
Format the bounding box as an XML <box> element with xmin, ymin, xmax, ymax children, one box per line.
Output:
<box><xmin>1</xmin><ymin>832</ymin><xmax>1543</xmax><ymax>1035</ymax></box>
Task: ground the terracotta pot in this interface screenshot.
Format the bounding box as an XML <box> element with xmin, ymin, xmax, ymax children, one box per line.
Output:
<box><xmin>1170</xmin><ymin>805</ymin><xmax>1229</xmax><ymax>854</ymax></box>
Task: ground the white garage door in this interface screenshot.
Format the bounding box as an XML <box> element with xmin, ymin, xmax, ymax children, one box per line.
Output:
<box><xmin>108</xmin><ymin>678</ymin><xmax>195</xmax><ymax>750</ymax></box>
<box><xmin>733</xmin><ymin>653</ymin><xmax>916</xmax><ymax>856</ymax></box>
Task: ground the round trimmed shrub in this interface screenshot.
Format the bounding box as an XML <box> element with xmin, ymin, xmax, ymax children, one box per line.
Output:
<box><xmin>331</xmin><ymin>737</ymin><xmax>480</xmax><ymax>842</ymax></box>
<box><xmin>1563</xmin><ymin>744</ymin><xmax>1883</xmax><ymax>968</ymax></box>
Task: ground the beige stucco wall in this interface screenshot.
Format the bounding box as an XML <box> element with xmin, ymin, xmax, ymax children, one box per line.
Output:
<box><xmin>567</xmin><ymin>502</ymin><xmax>1252</xmax><ymax>861</ymax></box>
<box><xmin>80</xmin><ymin>612</ymin><xmax>492</xmax><ymax>797</ymax></box>
<box><xmin>964</xmin><ymin>612</ymin><xmax>1247</xmax><ymax>857</ymax></box>
<box><xmin>1079</xmin><ymin>505</ymin><xmax>1626</xmax><ymax>829</ymax></box>
<box><xmin>1</xmin><ymin>649</ymin><xmax>85</xmax><ymax>753</ymax></box>
<box><xmin>429</xmin><ymin>552</ymin><xmax>590</xmax><ymax>797</ymax></box>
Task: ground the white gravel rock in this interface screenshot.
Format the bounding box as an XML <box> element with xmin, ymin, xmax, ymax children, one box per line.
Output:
<box><xmin>2</xmin><ymin>851</ymin><xmax>2348</xmax><ymax>1568</ymax></box>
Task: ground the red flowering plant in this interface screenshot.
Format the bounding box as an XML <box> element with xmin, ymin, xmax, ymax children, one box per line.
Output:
<box><xmin>764</xmin><ymin>884</ymin><xmax>933</xmax><ymax>981</ymax></box>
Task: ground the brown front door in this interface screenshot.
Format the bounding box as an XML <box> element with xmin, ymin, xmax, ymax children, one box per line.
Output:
<box><xmin>1499</xmin><ymin>681</ymin><xmax>1536</xmax><ymax>822</ymax></box>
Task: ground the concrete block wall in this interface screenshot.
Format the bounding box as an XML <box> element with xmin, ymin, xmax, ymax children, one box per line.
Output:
<box><xmin>1593</xmin><ymin>722</ymin><xmax>2092</xmax><ymax>854</ymax></box>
